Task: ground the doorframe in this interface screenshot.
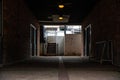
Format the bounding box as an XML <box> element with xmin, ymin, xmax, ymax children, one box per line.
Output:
<box><xmin>30</xmin><ymin>24</ymin><xmax>37</xmax><ymax>57</ymax></box>
<box><xmin>84</xmin><ymin>24</ymin><xmax>92</xmax><ymax>57</ymax></box>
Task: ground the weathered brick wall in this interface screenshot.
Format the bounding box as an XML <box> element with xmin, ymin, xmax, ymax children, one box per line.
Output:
<box><xmin>3</xmin><ymin>0</ymin><xmax>40</xmax><ymax>64</ymax></box>
<box><xmin>82</xmin><ymin>0</ymin><xmax>120</xmax><ymax>65</ymax></box>
<box><xmin>0</xmin><ymin>0</ymin><xmax>2</xmax><ymax>64</ymax></box>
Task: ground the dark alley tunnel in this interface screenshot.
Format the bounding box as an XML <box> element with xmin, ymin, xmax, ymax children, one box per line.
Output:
<box><xmin>0</xmin><ymin>0</ymin><xmax>120</xmax><ymax>80</ymax></box>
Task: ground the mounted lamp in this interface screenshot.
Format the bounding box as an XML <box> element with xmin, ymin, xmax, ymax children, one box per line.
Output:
<box><xmin>59</xmin><ymin>16</ymin><xmax>63</xmax><ymax>20</ymax></box>
<box><xmin>58</xmin><ymin>4</ymin><xmax>64</xmax><ymax>8</ymax></box>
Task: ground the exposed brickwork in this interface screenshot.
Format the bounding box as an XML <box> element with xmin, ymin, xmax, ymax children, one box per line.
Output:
<box><xmin>3</xmin><ymin>0</ymin><xmax>40</xmax><ymax>64</ymax></box>
<box><xmin>82</xmin><ymin>0</ymin><xmax>120</xmax><ymax>65</ymax></box>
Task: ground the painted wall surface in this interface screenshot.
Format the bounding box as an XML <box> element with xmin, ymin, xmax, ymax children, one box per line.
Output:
<box><xmin>65</xmin><ymin>34</ymin><xmax>83</xmax><ymax>56</ymax></box>
<box><xmin>56</xmin><ymin>36</ymin><xmax>64</xmax><ymax>55</ymax></box>
<box><xmin>3</xmin><ymin>0</ymin><xmax>40</xmax><ymax>64</ymax></box>
<box><xmin>82</xmin><ymin>0</ymin><xmax>120</xmax><ymax>65</ymax></box>
<box><xmin>47</xmin><ymin>36</ymin><xmax>56</xmax><ymax>43</ymax></box>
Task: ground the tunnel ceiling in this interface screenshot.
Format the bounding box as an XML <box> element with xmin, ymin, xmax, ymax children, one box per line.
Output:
<box><xmin>25</xmin><ymin>0</ymin><xmax>100</xmax><ymax>24</ymax></box>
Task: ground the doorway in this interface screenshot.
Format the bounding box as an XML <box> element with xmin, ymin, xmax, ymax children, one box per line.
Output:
<box><xmin>84</xmin><ymin>24</ymin><xmax>92</xmax><ymax>57</ymax></box>
<box><xmin>44</xmin><ymin>25</ymin><xmax>65</xmax><ymax>56</ymax></box>
<box><xmin>30</xmin><ymin>24</ymin><xmax>37</xmax><ymax>56</ymax></box>
<box><xmin>42</xmin><ymin>25</ymin><xmax>83</xmax><ymax>56</ymax></box>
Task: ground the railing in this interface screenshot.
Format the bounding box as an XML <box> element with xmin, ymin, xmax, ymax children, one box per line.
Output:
<box><xmin>93</xmin><ymin>40</ymin><xmax>113</xmax><ymax>64</ymax></box>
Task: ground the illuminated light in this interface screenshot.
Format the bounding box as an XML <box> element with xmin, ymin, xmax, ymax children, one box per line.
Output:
<box><xmin>58</xmin><ymin>4</ymin><xmax>64</xmax><ymax>8</ymax></box>
<box><xmin>59</xmin><ymin>17</ymin><xmax>63</xmax><ymax>20</ymax></box>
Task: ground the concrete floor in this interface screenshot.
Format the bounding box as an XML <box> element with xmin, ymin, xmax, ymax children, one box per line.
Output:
<box><xmin>0</xmin><ymin>56</ymin><xmax>120</xmax><ymax>80</ymax></box>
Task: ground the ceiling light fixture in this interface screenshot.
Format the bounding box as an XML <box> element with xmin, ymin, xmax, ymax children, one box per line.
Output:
<box><xmin>59</xmin><ymin>16</ymin><xmax>63</xmax><ymax>20</ymax></box>
<box><xmin>58</xmin><ymin>4</ymin><xmax>64</xmax><ymax>8</ymax></box>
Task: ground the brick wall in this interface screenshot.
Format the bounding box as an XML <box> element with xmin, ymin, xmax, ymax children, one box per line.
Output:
<box><xmin>0</xmin><ymin>0</ymin><xmax>2</xmax><ymax>64</ymax></box>
<box><xmin>82</xmin><ymin>0</ymin><xmax>120</xmax><ymax>65</ymax></box>
<box><xmin>3</xmin><ymin>0</ymin><xmax>40</xmax><ymax>64</ymax></box>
